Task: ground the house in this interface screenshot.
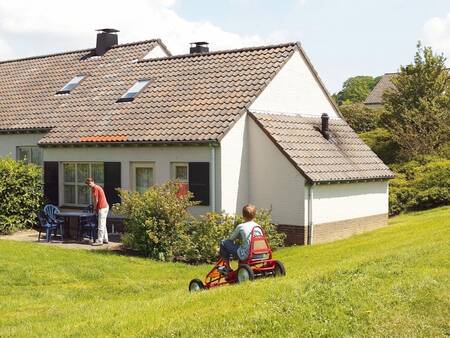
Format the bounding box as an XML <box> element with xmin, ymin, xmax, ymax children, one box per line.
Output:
<box><xmin>0</xmin><ymin>29</ymin><xmax>394</xmax><ymax>245</ymax></box>
<box><xmin>365</xmin><ymin>69</ymin><xmax>450</xmax><ymax>108</ymax></box>
<box><xmin>364</xmin><ymin>73</ymin><xmax>396</xmax><ymax>109</ymax></box>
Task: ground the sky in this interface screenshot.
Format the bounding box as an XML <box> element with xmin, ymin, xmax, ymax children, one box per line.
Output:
<box><xmin>0</xmin><ymin>0</ymin><xmax>448</xmax><ymax>93</ymax></box>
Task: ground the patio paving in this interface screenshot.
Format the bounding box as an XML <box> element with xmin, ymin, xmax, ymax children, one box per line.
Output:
<box><xmin>0</xmin><ymin>229</ymin><xmax>123</xmax><ymax>251</ymax></box>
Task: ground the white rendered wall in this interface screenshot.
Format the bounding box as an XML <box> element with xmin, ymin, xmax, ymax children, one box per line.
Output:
<box><xmin>249</xmin><ymin>50</ymin><xmax>338</xmax><ymax>117</ymax></box>
<box><xmin>311</xmin><ymin>181</ymin><xmax>389</xmax><ymax>224</ymax></box>
<box><xmin>0</xmin><ymin>133</ymin><xmax>46</xmax><ymax>159</ymax></box>
<box><xmin>248</xmin><ymin>118</ymin><xmax>306</xmax><ymax>225</ymax></box>
<box><xmin>219</xmin><ymin>113</ymin><xmax>249</xmax><ymax>214</ymax></box>
<box><xmin>43</xmin><ymin>145</ymin><xmax>220</xmax><ymax>215</ymax></box>
<box><xmin>143</xmin><ymin>45</ymin><xmax>169</xmax><ymax>59</ymax></box>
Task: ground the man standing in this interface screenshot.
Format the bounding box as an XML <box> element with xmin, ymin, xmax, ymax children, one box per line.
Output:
<box><xmin>85</xmin><ymin>178</ymin><xmax>109</xmax><ymax>246</ymax></box>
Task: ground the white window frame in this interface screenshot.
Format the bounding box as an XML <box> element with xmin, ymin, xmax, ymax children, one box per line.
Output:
<box><xmin>62</xmin><ymin>162</ymin><xmax>104</xmax><ymax>207</ymax></box>
<box><xmin>117</xmin><ymin>79</ymin><xmax>150</xmax><ymax>102</ymax></box>
<box><xmin>57</xmin><ymin>74</ymin><xmax>86</xmax><ymax>94</ymax></box>
<box><xmin>130</xmin><ymin>162</ymin><xmax>155</xmax><ymax>193</ymax></box>
<box><xmin>171</xmin><ymin>162</ymin><xmax>189</xmax><ymax>184</ymax></box>
<box><xmin>16</xmin><ymin>146</ymin><xmax>43</xmax><ymax>166</ymax></box>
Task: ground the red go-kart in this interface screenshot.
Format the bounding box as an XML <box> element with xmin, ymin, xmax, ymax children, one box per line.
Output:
<box><xmin>189</xmin><ymin>226</ymin><xmax>286</xmax><ymax>292</ymax></box>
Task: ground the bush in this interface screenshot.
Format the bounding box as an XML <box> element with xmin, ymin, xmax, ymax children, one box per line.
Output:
<box><xmin>389</xmin><ymin>157</ymin><xmax>450</xmax><ymax>215</ymax></box>
<box><xmin>0</xmin><ymin>157</ymin><xmax>43</xmax><ymax>234</ymax></box>
<box><xmin>339</xmin><ymin>103</ymin><xmax>382</xmax><ymax>133</ymax></box>
<box><xmin>359</xmin><ymin>128</ymin><xmax>400</xmax><ymax>164</ymax></box>
<box><xmin>113</xmin><ymin>181</ymin><xmax>285</xmax><ymax>263</ymax></box>
<box><xmin>113</xmin><ymin>181</ymin><xmax>198</xmax><ymax>261</ymax></box>
<box><xmin>178</xmin><ymin>209</ymin><xmax>286</xmax><ymax>264</ymax></box>
<box><xmin>435</xmin><ymin>142</ymin><xmax>450</xmax><ymax>159</ymax></box>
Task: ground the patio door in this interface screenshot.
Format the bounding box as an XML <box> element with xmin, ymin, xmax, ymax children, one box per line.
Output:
<box><xmin>131</xmin><ymin>162</ymin><xmax>154</xmax><ymax>193</ymax></box>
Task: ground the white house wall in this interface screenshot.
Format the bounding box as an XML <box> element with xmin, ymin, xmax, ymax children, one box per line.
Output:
<box><xmin>143</xmin><ymin>45</ymin><xmax>169</xmax><ymax>60</ymax></box>
<box><xmin>43</xmin><ymin>145</ymin><xmax>220</xmax><ymax>215</ymax></box>
<box><xmin>0</xmin><ymin>133</ymin><xmax>46</xmax><ymax>159</ymax></box>
<box><xmin>311</xmin><ymin>181</ymin><xmax>389</xmax><ymax>224</ymax></box>
<box><xmin>248</xmin><ymin>117</ymin><xmax>305</xmax><ymax>225</ymax></box>
<box><xmin>219</xmin><ymin>113</ymin><xmax>249</xmax><ymax>214</ymax></box>
<box><xmin>249</xmin><ymin>50</ymin><xmax>338</xmax><ymax>117</ymax></box>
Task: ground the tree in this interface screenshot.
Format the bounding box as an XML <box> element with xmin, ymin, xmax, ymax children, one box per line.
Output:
<box><xmin>339</xmin><ymin>103</ymin><xmax>382</xmax><ymax>133</ymax></box>
<box><xmin>382</xmin><ymin>42</ymin><xmax>450</xmax><ymax>160</ymax></box>
<box><xmin>335</xmin><ymin>75</ymin><xmax>381</xmax><ymax>105</ymax></box>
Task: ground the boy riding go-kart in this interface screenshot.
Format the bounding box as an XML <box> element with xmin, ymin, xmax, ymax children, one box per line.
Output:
<box><xmin>189</xmin><ymin>204</ymin><xmax>285</xmax><ymax>292</ymax></box>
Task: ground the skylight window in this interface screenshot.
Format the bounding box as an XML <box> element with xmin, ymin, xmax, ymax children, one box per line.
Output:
<box><xmin>117</xmin><ymin>79</ymin><xmax>150</xmax><ymax>102</ymax></box>
<box><xmin>57</xmin><ymin>75</ymin><xmax>85</xmax><ymax>94</ymax></box>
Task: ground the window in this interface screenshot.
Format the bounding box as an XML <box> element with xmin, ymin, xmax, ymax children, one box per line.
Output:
<box><xmin>17</xmin><ymin>146</ymin><xmax>43</xmax><ymax>166</ymax></box>
<box><xmin>57</xmin><ymin>75</ymin><xmax>85</xmax><ymax>94</ymax></box>
<box><xmin>117</xmin><ymin>79</ymin><xmax>150</xmax><ymax>102</ymax></box>
<box><xmin>172</xmin><ymin>163</ymin><xmax>188</xmax><ymax>182</ymax></box>
<box><xmin>63</xmin><ymin>162</ymin><xmax>104</xmax><ymax>206</ymax></box>
<box><xmin>171</xmin><ymin>162</ymin><xmax>189</xmax><ymax>197</ymax></box>
<box><xmin>171</xmin><ymin>162</ymin><xmax>210</xmax><ymax>205</ymax></box>
<box><xmin>131</xmin><ymin>162</ymin><xmax>154</xmax><ymax>193</ymax></box>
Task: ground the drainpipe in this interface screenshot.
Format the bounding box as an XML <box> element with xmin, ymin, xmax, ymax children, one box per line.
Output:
<box><xmin>210</xmin><ymin>144</ymin><xmax>216</xmax><ymax>212</ymax></box>
<box><xmin>308</xmin><ymin>184</ymin><xmax>314</xmax><ymax>245</ymax></box>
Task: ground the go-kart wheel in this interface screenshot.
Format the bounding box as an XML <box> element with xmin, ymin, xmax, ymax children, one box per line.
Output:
<box><xmin>189</xmin><ymin>279</ymin><xmax>205</xmax><ymax>292</ymax></box>
<box><xmin>273</xmin><ymin>260</ymin><xmax>286</xmax><ymax>277</ymax></box>
<box><xmin>236</xmin><ymin>264</ymin><xmax>255</xmax><ymax>283</ymax></box>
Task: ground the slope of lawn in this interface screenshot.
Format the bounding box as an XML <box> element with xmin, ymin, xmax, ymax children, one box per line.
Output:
<box><xmin>0</xmin><ymin>206</ymin><xmax>449</xmax><ymax>337</ymax></box>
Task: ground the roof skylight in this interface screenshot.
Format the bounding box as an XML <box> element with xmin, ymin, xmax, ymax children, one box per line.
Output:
<box><xmin>117</xmin><ymin>79</ymin><xmax>150</xmax><ymax>102</ymax></box>
<box><xmin>57</xmin><ymin>75</ymin><xmax>85</xmax><ymax>94</ymax></box>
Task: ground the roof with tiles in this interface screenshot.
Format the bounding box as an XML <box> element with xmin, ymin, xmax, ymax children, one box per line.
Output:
<box><xmin>364</xmin><ymin>73</ymin><xmax>395</xmax><ymax>105</ymax></box>
<box><xmin>0</xmin><ymin>40</ymin><xmax>296</xmax><ymax>145</ymax></box>
<box><xmin>250</xmin><ymin>112</ymin><xmax>394</xmax><ymax>183</ymax></box>
<box><xmin>364</xmin><ymin>68</ymin><xmax>450</xmax><ymax>105</ymax></box>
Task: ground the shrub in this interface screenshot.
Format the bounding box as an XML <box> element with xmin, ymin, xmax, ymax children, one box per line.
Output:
<box><xmin>0</xmin><ymin>157</ymin><xmax>43</xmax><ymax>234</ymax></box>
<box><xmin>113</xmin><ymin>181</ymin><xmax>285</xmax><ymax>263</ymax></box>
<box><xmin>359</xmin><ymin>128</ymin><xmax>400</xmax><ymax>164</ymax></box>
<box><xmin>178</xmin><ymin>209</ymin><xmax>286</xmax><ymax>264</ymax></box>
<box><xmin>339</xmin><ymin>103</ymin><xmax>382</xmax><ymax>133</ymax></box>
<box><xmin>435</xmin><ymin>142</ymin><xmax>450</xmax><ymax>159</ymax></box>
<box><xmin>113</xmin><ymin>181</ymin><xmax>198</xmax><ymax>261</ymax></box>
<box><xmin>389</xmin><ymin>157</ymin><xmax>450</xmax><ymax>215</ymax></box>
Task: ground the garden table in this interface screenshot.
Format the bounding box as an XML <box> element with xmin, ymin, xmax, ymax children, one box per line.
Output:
<box><xmin>59</xmin><ymin>211</ymin><xmax>94</xmax><ymax>241</ymax></box>
<box><xmin>107</xmin><ymin>215</ymin><xmax>125</xmax><ymax>234</ymax></box>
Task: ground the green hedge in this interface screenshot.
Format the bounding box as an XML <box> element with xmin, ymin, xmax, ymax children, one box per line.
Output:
<box><xmin>339</xmin><ymin>103</ymin><xmax>382</xmax><ymax>133</ymax></box>
<box><xmin>389</xmin><ymin>157</ymin><xmax>450</xmax><ymax>215</ymax></box>
<box><xmin>0</xmin><ymin>157</ymin><xmax>43</xmax><ymax>234</ymax></box>
<box><xmin>113</xmin><ymin>181</ymin><xmax>285</xmax><ymax>263</ymax></box>
<box><xmin>359</xmin><ymin>128</ymin><xmax>400</xmax><ymax>164</ymax></box>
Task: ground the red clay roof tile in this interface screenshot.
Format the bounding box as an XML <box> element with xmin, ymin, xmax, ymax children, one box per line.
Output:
<box><xmin>79</xmin><ymin>135</ymin><xmax>128</xmax><ymax>142</ymax></box>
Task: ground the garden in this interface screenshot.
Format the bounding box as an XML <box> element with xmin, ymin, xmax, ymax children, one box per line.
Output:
<box><xmin>337</xmin><ymin>44</ymin><xmax>450</xmax><ymax>215</ymax></box>
<box><xmin>0</xmin><ymin>206</ymin><xmax>448</xmax><ymax>336</ymax></box>
<box><xmin>0</xmin><ymin>159</ymin><xmax>284</xmax><ymax>262</ymax></box>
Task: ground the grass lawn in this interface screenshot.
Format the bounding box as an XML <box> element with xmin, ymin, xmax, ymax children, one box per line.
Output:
<box><xmin>0</xmin><ymin>206</ymin><xmax>449</xmax><ymax>337</ymax></box>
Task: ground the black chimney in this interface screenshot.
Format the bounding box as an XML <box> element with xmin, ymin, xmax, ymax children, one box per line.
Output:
<box><xmin>189</xmin><ymin>42</ymin><xmax>209</xmax><ymax>54</ymax></box>
<box><xmin>95</xmin><ymin>28</ymin><xmax>119</xmax><ymax>56</ymax></box>
<box><xmin>321</xmin><ymin>113</ymin><xmax>330</xmax><ymax>140</ymax></box>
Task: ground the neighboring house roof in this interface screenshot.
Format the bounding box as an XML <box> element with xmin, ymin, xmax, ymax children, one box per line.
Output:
<box><xmin>364</xmin><ymin>68</ymin><xmax>450</xmax><ymax>105</ymax></box>
<box><xmin>250</xmin><ymin>112</ymin><xmax>394</xmax><ymax>183</ymax></box>
<box><xmin>364</xmin><ymin>73</ymin><xmax>395</xmax><ymax>105</ymax></box>
<box><xmin>0</xmin><ymin>40</ymin><xmax>297</xmax><ymax>145</ymax></box>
